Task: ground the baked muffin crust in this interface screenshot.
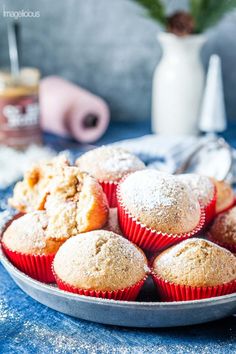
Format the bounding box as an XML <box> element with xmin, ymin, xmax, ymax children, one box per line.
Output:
<box><xmin>153</xmin><ymin>238</ymin><xmax>236</xmax><ymax>287</ymax></box>
<box><xmin>53</xmin><ymin>230</ymin><xmax>149</xmax><ymax>291</ymax></box>
<box><xmin>76</xmin><ymin>146</ymin><xmax>145</xmax><ymax>182</ymax></box>
<box><xmin>176</xmin><ymin>174</ymin><xmax>214</xmax><ymax>206</ymax></box>
<box><xmin>119</xmin><ymin>170</ymin><xmax>201</xmax><ymax>234</ymax></box>
<box><xmin>2</xmin><ymin>211</ymin><xmax>64</xmax><ymax>255</ymax></box>
<box><xmin>211</xmin><ymin>179</ymin><xmax>234</xmax><ymax>214</ymax></box>
<box><xmin>210</xmin><ymin>206</ymin><xmax>236</xmax><ymax>245</ymax></box>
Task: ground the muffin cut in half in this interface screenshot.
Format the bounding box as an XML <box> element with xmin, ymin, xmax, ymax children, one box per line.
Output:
<box><xmin>9</xmin><ymin>155</ymin><xmax>69</xmax><ymax>212</ymax></box>
<box><xmin>9</xmin><ymin>155</ymin><xmax>109</xmax><ymax>233</ymax></box>
<box><xmin>152</xmin><ymin>238</ymin><xmax>236</xmax><ymax>301</ymax></box>
<box><xmin>53</xmin><ymin>230</ymin><xmax>149</xmax><ymax>300</ymax></box>
<box><xmin>76</xmin><ymin>146</ymin><xmax>145</xmax><ymax>207</ymax></box>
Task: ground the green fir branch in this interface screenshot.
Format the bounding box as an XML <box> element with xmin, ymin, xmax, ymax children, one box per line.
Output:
<box><xmin>133</xmin><ymin>0</ymin><xmax>236</xmax><ymax>33</ymax></box>
<box><xmin>190</xmin><ymin>0</ymin><xmax>236</xmax><ymax>33</ymax></box>
<box><xmin>133</xmin><ymin>0</ymin><xmax>167</xmax><ymax>26</ymax></box>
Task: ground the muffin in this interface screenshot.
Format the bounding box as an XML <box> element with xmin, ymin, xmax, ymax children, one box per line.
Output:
<box><xmin>208</xmin><ymin>206</ymin><xmax>236</xmax><ymax>253</ymax></box>
<box><xmin>152</xmin><ymin>238</ymin><xmax>236</xmax><ymax>301</ymax></box>
<box><xmin>176</xmin><ymin>174</ymin><xmax>216</xmax><ymax>225</ymax></box>
<box><xmin>1</xmin><ymin>211</ymin><xmax>65</xmax><ymax>282</ymax></box>
<box><xmin>9</xmin><ymin>156</ymin><xmax>109</xmax><ymax>233</ymax></box>
<box><xmin>76</xmin><ymin>146</ymin><xmax>145</xmax><ymax>207</ymax></box>
<box><xmin>53</xmin><ymin>230</ymin><xmax>149</xmax><ymax>300</ymax></box>
<box><xmin>211</xmin><ymin>179</ymin><xmax>234</xmax><ymax>214</ymax></box>
<box><xmin>117</xmin><ymin>170</ymin><xmax>204</xmax><ymax>252</ymax></box>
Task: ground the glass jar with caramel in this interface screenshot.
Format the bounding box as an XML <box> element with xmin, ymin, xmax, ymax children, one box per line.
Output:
<box><xmin>0</xmin><ymin>67</ymin><xmax>42</xmax><ymax>149</ymax></box>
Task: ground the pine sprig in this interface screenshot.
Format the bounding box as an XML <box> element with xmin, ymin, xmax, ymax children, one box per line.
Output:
<box><xmin>134</xmin><ymin>0</ymin><xmax>167</xmax><ymax>26</ymax></box>
<box><xmin>133</xmin><ymin>0</ymin><xmax>236</xmax><ymax>34</ymax></box>
<box><xmin>190</xmin><ymin>0</ymin><xmax>236</xmax><ymax>33</ymax></box>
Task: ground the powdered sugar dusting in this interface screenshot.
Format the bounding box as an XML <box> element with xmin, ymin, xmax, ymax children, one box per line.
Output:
<box><xmin>176</xmin><ymin>174</ymin><xmax>214</xmax><ymax>206</ymax></box>
<box><xmin>76</xmin><ymin>146</ymin><xmax>145</xmax><ymax>181</ymax></box>
<box><xmin>154</xmin><ymin>237</ymin><xmax>236</xmax><ymax>286</ymax></box>
<box><xmin>160</xmin><ymin>237</ymin><xmax>230</xmax><ymax>260</ymax></box>
<box><xmin>119</xmin><ymin>170</ymin><xmax>201</xmax><ymax>234</ymax></box>
<box><xmin>102</xmin><ymin>151</ymin><xmax>144</xmax><ymax>173</ymax></box>
<box><xmin>120</xmin><ymin>170</ymin><xmax>198</xmax><ymax>213</ymax></box>
<box><xmin>2</xmin><ymin>211</ymin><xmax>49</xmax><ymax>252</ymax></box>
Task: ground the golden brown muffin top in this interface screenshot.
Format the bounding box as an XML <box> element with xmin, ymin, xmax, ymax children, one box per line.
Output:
<box><xmin>2</xmin><ymin>211</ymin><xmax>64</xmax><ymax>255</ymax></box>
<box><xmin>210</xmin><ymin>206</ymin><xmax>236</xmax><ymax>245</ymax></box>
<box><xmin>53</xmin><ymin>230</ymin><xmax>149</xmax><ymax>291</ymax></box>
<box><xmin>211</xmin><ymin>179</ymin><xmax>234</xmax><ymax>214</ymax></box>
<box><xmin>153</xmin><ymin>238</ymin><xmax>236</xmax><ymax>287</ymax></box>
<box><xmin>119</xmin><ymin>170</ymin><xmax>201</xmax><ymax>234</ymax></box>
<box><xmin>76</xmin><ymin>146</ymin><xmax>145</xmax><ymax>182</ymax></box>
<box><xmin>176</xmin><ymin>174</ymin><xmax>214</xmax><ymax>206</ymax></box>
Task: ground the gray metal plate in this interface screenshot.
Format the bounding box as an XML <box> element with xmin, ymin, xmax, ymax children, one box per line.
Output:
<box><xmin>1</xmin><ymin>249</ymin><xmax>235</xmax><ymax>328</ymax></box>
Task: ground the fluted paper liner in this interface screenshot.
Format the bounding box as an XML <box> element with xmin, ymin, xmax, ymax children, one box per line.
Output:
<box><xmin>53</xmin><ymin>269</ymin><xmax>147</xmax><ymax>301</ymax></box>
<box><xmin>100</xmin><ymin>180</ymin><xmax>118</xmax><ymax>207</ymax></box>
<box><xmin>1</xmin><ymin>242</ymin><xmax>55</xmax><ymax>283</ymax></box>
<box><xmin>152</xmin><ymin>272</ymin><xmax>236</xmax><ymax>301</ymax></box>
<box><xmin>117</xmin><ymin>182</ymin><xmax>205</xmax><ymax>252</ymax></box>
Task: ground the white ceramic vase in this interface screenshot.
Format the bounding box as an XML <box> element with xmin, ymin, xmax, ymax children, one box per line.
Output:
<box><xmin>152</xmin><ymin>33</ymin><xmax>206</xmax><ymax>136</ymax></box>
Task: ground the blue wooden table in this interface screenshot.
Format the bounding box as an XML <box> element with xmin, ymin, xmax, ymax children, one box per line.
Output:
<box><xmin>1</xmin><ymin>121</ymin><xmax>236</xmax><ymax>354</ymax></box>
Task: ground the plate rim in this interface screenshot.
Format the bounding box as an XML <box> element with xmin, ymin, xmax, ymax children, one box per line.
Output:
<box><xmin>1</xmin><ymin>248</ymin><xmax>236</xmax><ymax>310</ymax></box>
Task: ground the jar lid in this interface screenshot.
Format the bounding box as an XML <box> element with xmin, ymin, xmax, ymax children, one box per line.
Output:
<box><xmin>0</xmin><ymin>67</ymin><xmax>40</xmax><ymax>97</ymax></box>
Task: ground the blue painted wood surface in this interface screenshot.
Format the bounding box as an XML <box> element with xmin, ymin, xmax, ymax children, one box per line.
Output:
<box><xmin>1</xmin><ymin>121</ymin><xmax>236</xmax><ymax>353</ymax></box>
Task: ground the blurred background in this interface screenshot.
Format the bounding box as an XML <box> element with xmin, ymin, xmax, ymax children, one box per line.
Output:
<box><xmin>0</xmin><ymin>0</ymin><xmax>235</xmax><ymax>122</ymax></box>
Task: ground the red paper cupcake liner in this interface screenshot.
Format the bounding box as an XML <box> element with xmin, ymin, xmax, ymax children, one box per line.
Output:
<box><xmin>151</xmin><ymin>273</ymin><xmax>236</xmax><ymax>301</ymax></box>
<box><xmin>207</xmin><ymin>233</ymin><xmax>236</xmax><ymax>254</ymax></box>
<box><xmin>116</xmin><ymin>184</ymin><xmax>205</xmax><ymax>252</ymax></box>
<box><xmin>1</xmin><ymin>242</ymin><xmax>55</xmax><ymax>283</ymax></box>
<box><xmin>100</xmin><ymin>180</ymin><xmax>118</xmax><ymax>208</ymax></box>
<box><xmin>53</xmin><ymin>269</ymin><xmax>147</xmax><ymax>301</ymax></box>
<box><xmin>204</xmin><ymin>186</ymin><xmax>217</xmax><ymax>226</ymax></box>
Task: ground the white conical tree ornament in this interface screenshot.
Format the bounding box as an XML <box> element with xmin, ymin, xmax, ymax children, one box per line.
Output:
<box><xmin>199</xmin><ymin>54</ymin><xmax>227</xmax><ymax>133</ymax></box>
